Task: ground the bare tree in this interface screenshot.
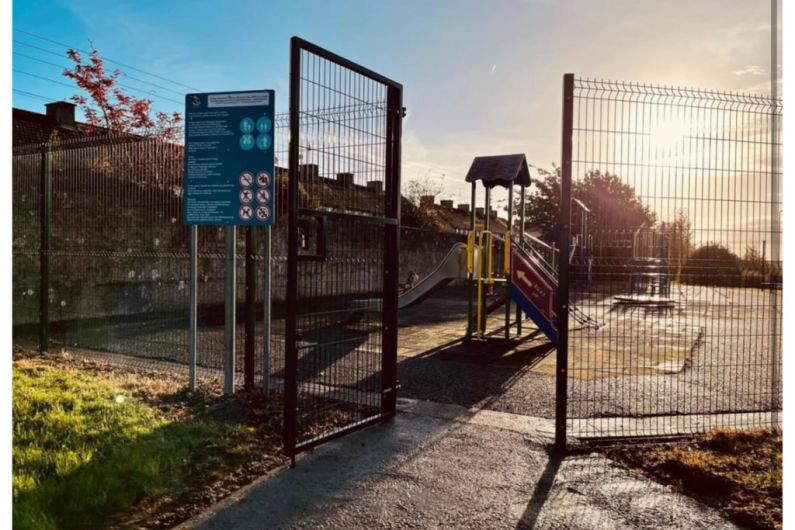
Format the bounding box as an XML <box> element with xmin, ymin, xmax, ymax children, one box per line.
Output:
<box><xmin>404</xmin><ymin>172</ymin><xmax>445</xmax><ymax>206</ymax></box>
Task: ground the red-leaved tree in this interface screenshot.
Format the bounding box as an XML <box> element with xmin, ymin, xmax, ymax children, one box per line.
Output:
<box><xmin>61</xmin><ymin>47</ymin><xmax>185</xmax><ymax>200</ymax></box>
<box><xmin>63</xmin><ymin>48</ymin><xmax>182</xmax><ymax>141</ymax></box>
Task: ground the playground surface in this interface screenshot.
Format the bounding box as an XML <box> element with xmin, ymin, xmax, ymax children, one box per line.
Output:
<box><xmin>182</xmin><ymin>399</ymin><xmax>738</xmax><ymax>530</ymax></box>
<box><xmin>397</xmin><ymin>284</ymin><xmax>780</xmax><ymax>428</ymax></box>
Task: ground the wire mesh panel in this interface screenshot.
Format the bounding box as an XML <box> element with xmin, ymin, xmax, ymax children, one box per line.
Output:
<box><xmin>284</xmin><ymin>37</ymin><xmax>402</xmax><ymax>456</ymax></box>
<box><xmin>12</xmin><ymin>146</ymin><xmax>42</xmax><ymax>333</ymax></box>
<box><xmin>43</xmin><ymin>137</ymin><xmax>191</xmax><ymax>367</ymax></box>
<box><xmin>12</xmin><ymin>136</ymin><xmax>235</xmax><ymax>379</ymax></box>
<box><xmin>560</xmin><ymin>75</ymin><xmax>782</xmax><ymax>443</ymax></box>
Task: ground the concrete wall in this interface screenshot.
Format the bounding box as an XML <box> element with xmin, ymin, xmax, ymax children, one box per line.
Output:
<box><xmin>12</xmin><ymin>221</ymin><xmax>466</xmax><ymax>326</ymax></box>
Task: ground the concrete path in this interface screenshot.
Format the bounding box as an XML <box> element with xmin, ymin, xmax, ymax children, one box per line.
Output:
<box><xmin>180</xmin><ymin>400</ymin><xmax>737</xmax><ymax>530</ymax></box>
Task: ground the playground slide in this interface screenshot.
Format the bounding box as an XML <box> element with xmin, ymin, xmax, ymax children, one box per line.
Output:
<box><xmin>398</xmin><ymin>243</ymin><xmax>469</xmax><ymax>309</ymax></box>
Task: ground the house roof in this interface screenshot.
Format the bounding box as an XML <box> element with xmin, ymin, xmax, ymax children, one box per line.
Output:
<box><xmin>423</xmin><ymin>203</ymin><xmax>509</xmax><ymax>234</ymax></box>
<box><xmin>464</xmin><ymin>154</ymin><xmax>532</xmax><ymax>189</ymax></box>
<box><xmin>12</xmin><ymin>107</ymin><xmax>89</xmax><ymax>147</ymax></box>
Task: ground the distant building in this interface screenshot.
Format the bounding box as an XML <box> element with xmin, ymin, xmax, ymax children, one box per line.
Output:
<box><xmin>416</xmin><ymin>195</ymin><xmax>508</xmax><ymax>235</ymax></box>
<box><xmin>12</xmin><ymin>101</ymin><xmax>89</xmax><ymax>146</ymax></box>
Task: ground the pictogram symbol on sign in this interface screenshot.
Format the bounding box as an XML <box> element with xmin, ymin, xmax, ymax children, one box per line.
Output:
<box><xmin>239</xmin><ymin>171</ymin><xmax>253</xmax><ymax>187</ymax></box>
<box><xmin>255</xmin><ymin>206</ymin><xmax>270</xmax><ymax>221</ymax></box>
<box><xmin>256</xmin><ymin>134</ymin><xmax>272</xmax><ymax>150</ymax></box>
<box><xmin>239</xmin><ymin>205</ymin><xmax>254</xmax><ymax>221</ymax></box>
<box><xmin>240</xmin><ymin>189</ymin><xmax>253</xmax><ymax>204</ymax></box>
<box><xmin>256</xmin><ymin>171</ymin><xmax>271</xmax><ymax>187</ymax></box>
<box><xmin>256</xmin><ymin>189</ymin><xmax>270</xmax><ymax>204</ymax></box>
<box><xmin>256</xmin><ymin>116</ymin><xmax>272</xmax><ymax>133</ymax></box>
<box><xmin>240</xmin><ymin>117</ymin><xmax>255</xmax><ymax>133</ymax></box>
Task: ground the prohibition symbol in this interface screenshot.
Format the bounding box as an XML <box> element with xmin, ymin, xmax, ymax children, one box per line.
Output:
<box><xmin>239</xmin><ymin>171</ymin><xmax>254</xmax><ymax>187</ymax></box>
<box><xmin>255</xmin><ymin>205</ymin><xmax>271</xmax><ymax>221</ymax></box>
<box><xmin>256</xmin><ymin>171</ymin><xmax>271</xmax><ymax>187</ymax></box>
<box><xmin>240</xmin><ymin>189</ymin><xmax>253</xmax><ymax>204</ymax></box>
<box><xmin>239</xmin><ymin>205</ymin><xmax>254</xmax><ymax>221</ymax></box>
<box><xmin>256</xmin><ymin>189</ymin><xmax>270</xmax><ymax>204</ymax></box>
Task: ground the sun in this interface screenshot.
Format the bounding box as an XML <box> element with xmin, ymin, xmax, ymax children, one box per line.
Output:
<box><xmin>648</xmin><ymin>116</ymin><xmax>691</xmax><ymax>158</ymax></box>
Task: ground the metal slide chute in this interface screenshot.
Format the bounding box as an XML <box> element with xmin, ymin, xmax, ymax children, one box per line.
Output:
<box><xmin>397</xmin><ymin>243</ymin><xmax>470</xmax><ymax>309</ymax></box>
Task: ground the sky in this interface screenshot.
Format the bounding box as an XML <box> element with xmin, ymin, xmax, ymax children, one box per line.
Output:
<box><xmin>12</xmin><ymin>0</ymin><xmax>779</xmax><ymax>211</ymax></box>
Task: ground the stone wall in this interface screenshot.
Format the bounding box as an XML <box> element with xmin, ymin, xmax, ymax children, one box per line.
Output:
<box><xmin>12</xmin><ymin>221</ymin><xmax>466</xmax><ymax>326</ymax></box>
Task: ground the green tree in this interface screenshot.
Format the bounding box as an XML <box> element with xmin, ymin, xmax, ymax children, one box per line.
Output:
<box><xmin>681</xmin><ymin>244</ymin><xmax>742</xmax><ymax>287</ymax></box>
<box><xmin>520</xmin><ymin>166</ymin><xmax>655</xmax><ymax>240</ymax></box>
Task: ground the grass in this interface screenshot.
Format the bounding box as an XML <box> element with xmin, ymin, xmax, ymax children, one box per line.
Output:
<box><xmin>607</xmin><ymin>429</ymin><xmax>782</xmax><ymax>530</ymax></box>
<box><xmin>12</xmin><ymin>358</ymin><xmax>256</xmax><ymax>530</ymax></box>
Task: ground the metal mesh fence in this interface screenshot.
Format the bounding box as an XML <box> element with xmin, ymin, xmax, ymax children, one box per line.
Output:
<box><xmin>12</xmin><ymin>147</ymin><xmax>41</xmax><ymax>330</ymax></box>
<box><xmin>11</xmin><ymin>135</ymin><xmax>290</xmax><ymax>389</ymax></box>
<box><xmin>562</xmin><ymin>77</ymin><xmax>782</xmax><ymax>440</ymax></box>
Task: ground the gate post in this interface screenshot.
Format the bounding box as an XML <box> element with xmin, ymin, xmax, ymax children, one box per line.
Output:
<box><xmin>39</xmin><ymin>143</ymin><xmax>52</xmax><ymax>355</ymax></box>
<box><xmin>381</xmin><ymin>84</ymin><xmax>403</xmax><ymax>417</ymax></box>
<box><xmin>555</xmin><ymin>73</ymin><xmax>574</xmax><ymax>453</ymax></box>
<box><xmin>284</xmin><ymin>36</ymin><xmax>301</xmax><ymax>459</ymax></box>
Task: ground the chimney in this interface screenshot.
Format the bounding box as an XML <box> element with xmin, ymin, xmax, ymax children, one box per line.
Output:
<box><xmin>458</xmin><ymin>204</ymin><xmax>470</xmax><ymax>214</ymax></box>
<box><xmin>366</xmin><ymin>180</ymin><xmax>383</xmax><ymax>193</ymax></box>
<box><xmin>45</xmin><ymin>101</ymin><xmax>76</xmax><ymax>128</ymax></box>
<box><xmin>337</xmin><ymin>172</ymin><xmax>354</xmax><ymax>187</ymax></box>
<box><xmin>440</xmin><ymin>199</ymin><xmax>454</xmax><ymax>209</ymax></box>
<box><xmin>475</xmin><ymin>207</ymin><xmax>485</xmax><ymax>217</ymax></box>
<box><xmin>300</xmin><ymin>164</ymin><xmax>319</xmax><ymax>180</ymax></box>
<box><xmin>419</xmin><ymin>195</ymin><xmax>435</xmax><ymax>209</ymax></box>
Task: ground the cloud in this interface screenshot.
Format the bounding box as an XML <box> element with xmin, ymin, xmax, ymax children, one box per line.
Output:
<box><xmin>732</xmin><ymin>65</ymin><xmax>766</xmax><ymax>77</ymax></box>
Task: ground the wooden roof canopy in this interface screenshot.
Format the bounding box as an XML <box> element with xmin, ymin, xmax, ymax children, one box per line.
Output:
<box><xmin>464</xmin><ymin>154</ymin><xmax>532</xmax><ymax>189</ymax></box>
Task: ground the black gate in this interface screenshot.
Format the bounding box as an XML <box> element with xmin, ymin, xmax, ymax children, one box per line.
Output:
<box><xmin>284</xmin><ymin>37</ymin><xmax>403</xmax><ymax>457</ymax></box>
<box><xmin>557</xmin><ymin>74</ymin><xmax>782</xmax><ymax>448</ymax></box>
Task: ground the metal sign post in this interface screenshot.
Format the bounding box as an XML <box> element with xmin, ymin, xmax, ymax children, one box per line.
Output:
<box><xmin>188</xmin><ymin>225</ymin><xmax>197</xmax><ymax>391</ymax></box>
<box><xmin>262</xmin><ymin>226</ymin><xmax>271</xmax><ymax>394</ymax></box>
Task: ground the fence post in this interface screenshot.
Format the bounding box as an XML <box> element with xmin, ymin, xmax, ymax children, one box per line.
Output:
<box><xmin>381</xmin><ymin>84</ymin><xmax>402</xmax><ymax>417</ymax></box>
<box><xmin>555</xmin><ymin>73</ymin><xmax>574</xmax><ymax>453</ymax></box>
<box><xmin>284</xmin><ymin>36</ymin><xmax>301</xmax><ymax>460</ymax></box>
<box><xmin>769</xmin><ymin>0</ymin><xmax>781</xmax><ymax>428</ymax></box>
<box><xmin>224</xmin><ymin>227</ymin><xmax>236</xmax><ymax>395</ymax></box>
<box><xmin>39</xmin><ymin>143</ymin><xmax>52</xmax><ymax>354</ymax></box>
<box><xmin>244</xmin><ymin>226</ymin><xmax>256</xmax><ymax>391</ymax></box>
<box><xmin>188</xmin><ymin>225</ymin><xmax>198</xmax><ymax>391</ymax></box>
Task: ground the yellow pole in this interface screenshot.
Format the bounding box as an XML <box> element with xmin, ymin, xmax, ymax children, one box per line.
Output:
<box><xmin>503</xmin><ymin>229</ymin><xmax>511</xmax><ymax>275</ymax></box>
<box><xmin>485</xmin><ymin>232</ymin><xmax>494</xmax><ymax>284</ymax></box>
<box><xmin>476</xmin><ymin>231</ymin><xmax>484</xmax><ymax>337</ymax></box>
<box><xmin>466</xmin><ymin>230</ymin><xmax>475</xmax><ymax>274</ymax></box>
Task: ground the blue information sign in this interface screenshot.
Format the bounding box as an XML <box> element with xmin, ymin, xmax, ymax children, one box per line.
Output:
<box><xmin>183</xmin><ymin>90</ymin><xmax>275</xmax><ymax>226</ymax></box>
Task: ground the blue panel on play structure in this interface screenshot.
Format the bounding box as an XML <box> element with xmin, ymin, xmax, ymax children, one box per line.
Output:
<box><xmin>511</xmin><ymin>286</ymin><xmax>557</xmax><ymax>344</ymax></box>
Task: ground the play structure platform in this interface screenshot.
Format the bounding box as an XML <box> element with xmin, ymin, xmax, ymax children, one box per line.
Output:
<box><xmin>391</xmin><ymin>154</ymin><xmax>601</xmax><ymax>346</ymax></box>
